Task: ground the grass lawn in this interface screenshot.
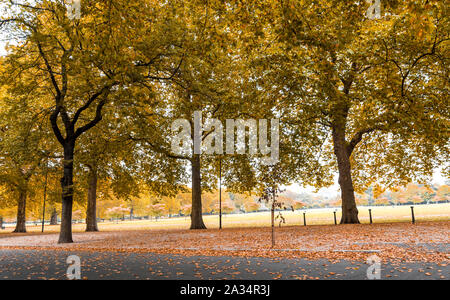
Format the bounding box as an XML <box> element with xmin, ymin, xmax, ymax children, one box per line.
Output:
<box><xmin>1</xmin><ymin>203</ymin><xmax>448</xmax><ymax>234</ymax></box>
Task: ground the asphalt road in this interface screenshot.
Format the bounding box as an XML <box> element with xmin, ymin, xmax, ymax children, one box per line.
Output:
<box><xmin>0</xmin><ymin>249</ymin><xmax>447</xmax><ymax>280</ymax></box>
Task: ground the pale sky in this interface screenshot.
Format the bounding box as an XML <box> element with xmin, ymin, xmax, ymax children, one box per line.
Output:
<box><xmin>0</xmin><ymin>41</ymin><xmax>6</xmax><ymax>56</ymax></box>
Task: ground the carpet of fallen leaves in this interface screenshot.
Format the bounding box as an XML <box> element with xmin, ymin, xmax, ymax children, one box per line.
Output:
<box><xmin>0</xmin><ymin>221</ymin><xmax>448</xmax><ymax>264</ymax></box>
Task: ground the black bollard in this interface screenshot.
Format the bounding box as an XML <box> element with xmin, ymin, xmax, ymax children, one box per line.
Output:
<box><xmin>333</xmin><ymin>211</ymin><xmax>337</xmax><ymax>225</ymax></box>
<box><xmin>369</xmin><ymin>209</ymin><xmax>373</xmax><ymax>224</ymax></box>
<box><xmin>410</xmin><ymin>206</ymin><xmax>415</xmax><ymax>224</ymax></box>
<box><xmin>303</xmin><ymin>212</ymin><xmax>306</xmax><ymax>226</ymax></box>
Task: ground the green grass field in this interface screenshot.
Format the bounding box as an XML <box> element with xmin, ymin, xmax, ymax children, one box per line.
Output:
<box><xmin>1</xmin><ymin>203</ymin><xmax>449</xmax><ymax>234</ymax></box>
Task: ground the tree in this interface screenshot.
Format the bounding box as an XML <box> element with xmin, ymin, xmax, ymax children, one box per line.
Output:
<box><xmin>161</xmin><ymin>195</ymin><xmax>181</xmax><ymax>217</ymax></box>
<box><xmin>76</xmin><ymin>113</ymin><xmax>141</xmax><ymax>232</ymax></box>
<box><xmin>2</xmin><ymin>0</ymin><xmax>185</xmax><ymax>242</ymax></box>
<box><xmin>106</xmin><ymin>205</ymin><xmax>129</xmax><ymax>220</ymax></box>
<box><xmin>234</xmin><ymin>0</ymin><xmax>449</xmax><ymax>223</ymax></box>
<box><xmin>148</xmin><ymin>203</ymin><xmax>166</xmax><ymax>220</ymax></box>
<box><xmin>257</xmin><ymin>161</ymin><xmax>292</xmax><ymax>247</ymax></box>
<box><xmin>49</xmin><ymin>206</ymin><xmax>58</xmax><ymax>225</ymax></box>
<box><xmin>0</xmin><ymin>68</ymin><xmax>56</xmax><ymax>232</ymax></box>
<box><xmin>128</xmin><ymin>1</ymin><xmax>247</xmax><ymax>229</ymax></box>
<box><xmin>1</xmin><ymin>1</ymin><xmax>120</xmax><ymax>241</ymax></box>
<box><xmin>41</xmin><ymin>166</ymin><xmax>63</xmax><ymax>226</ymax></box>
<box><xmin>435</xmin><ymin>185</ymin><xmax>450</xmax><ymax>203</ymax></box>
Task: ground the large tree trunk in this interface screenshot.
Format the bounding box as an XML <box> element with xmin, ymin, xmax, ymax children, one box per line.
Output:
<box><xmin>50</xmin><ymin>207</ymin><xmax>58</xmax><ymax>225</ymax></box>
<box><xmin>13</xmin><ymin>189</ymin><xmax>27</xmax><ymax>233</ymax></box>
<box><xmin>190</xmin><ymin>154</ymin><xmax>206</xmax><ymax>229</ymax></box>
<box><xmin>332</xmin><ymin>126</ymin><xmax>360</xmax><ymax>224</ymax></box>
<box><xmin>85</xmin><ymin>165</ymin><xmax>99</xmax><ymax>232</ymax></box>
<box><xmin>58</xmin><ymin>143</ymin><xmax>75</xmax><ymax>243</ymax></box>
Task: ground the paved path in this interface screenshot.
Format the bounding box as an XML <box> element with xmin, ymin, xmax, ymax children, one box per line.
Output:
<box><xmin>0</xmin><ymin>249</ymin><xmax>447</xmax><ymax>280</ymax></box>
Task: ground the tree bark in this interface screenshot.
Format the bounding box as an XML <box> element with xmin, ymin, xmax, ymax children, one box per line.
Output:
<box><xmin>58</xmin><ymin>142</ymin><xmax>75</xmax><ymax>243</ymax></box>
<box><xmin>190</xmin><ymin>154</ymin><xmax>206</xmax><ymax>229</ymax></box>
<box><xmin>85</xmin><ymin>165</ymin><xmax>99</xmax><ymax>232</ymax></box>
<box><xmin>332</xmin><ymin>126</ymin><xmax>360</xmax><ymax>224</ymax></box>
<box><xmin>50</xmin><ymin>208</ymin><xmax>58</xmax><ymax>225</ymax></box>
<box><xmin>13</xmin><ymin>188</ymin><xmax>27</xmax><ymax>233</ymax></box>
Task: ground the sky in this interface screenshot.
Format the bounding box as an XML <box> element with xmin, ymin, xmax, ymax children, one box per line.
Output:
<box><xmin>0</xmin><ymin>43</ymin><xmax>6</xmax><ymax>56</ymax></box>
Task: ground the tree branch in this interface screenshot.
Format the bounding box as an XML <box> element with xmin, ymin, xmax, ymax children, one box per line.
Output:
<box><xmin>73</xmin><ymin>96</ymin><xmax>108</xmax><ymax>139</ymax></box>
<box><xmin>347</xmin><ymin>126</ymin><xmax>382</xmax><ymax>155</ymax></box>
<box><xmin>72</xmin><ymin>85</ymin><xmax>112</xmax><ymax>125</ymax></box>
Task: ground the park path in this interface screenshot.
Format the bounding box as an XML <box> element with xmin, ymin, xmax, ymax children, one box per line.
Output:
<box><xmin>0</xmin><ymin>249</ymin><xmax>447</xmax><ymax>280</ymax></box>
